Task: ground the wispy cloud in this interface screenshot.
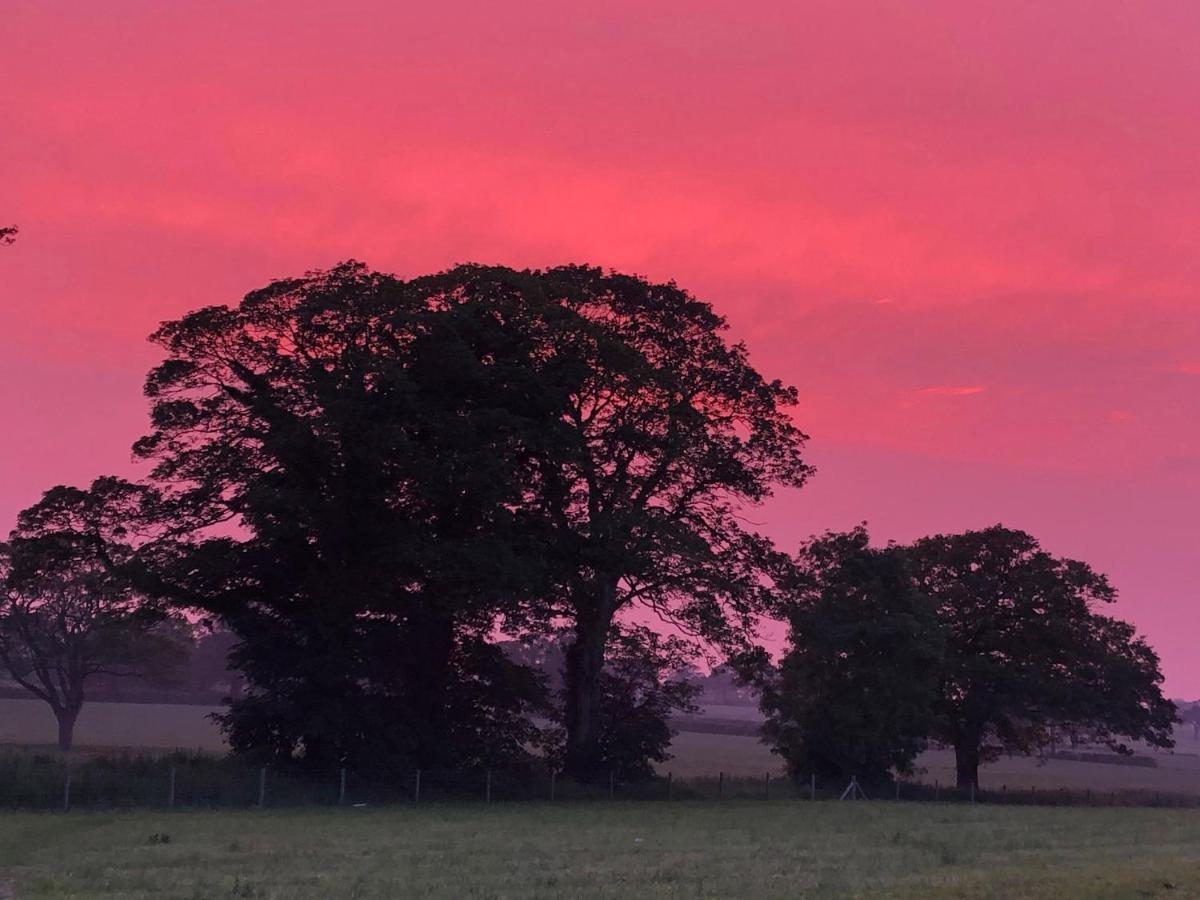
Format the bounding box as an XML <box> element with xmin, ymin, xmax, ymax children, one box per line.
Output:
<box><xmin>916</xmin><ymin>385</ymin><xmax>987</xmax><ymax>397</ymax></box>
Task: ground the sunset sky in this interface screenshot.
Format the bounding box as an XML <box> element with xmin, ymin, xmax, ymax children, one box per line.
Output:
<box><xmin>2</xmin><ymin>2</ymin><xmax>1197</xmax><ymax>691</ymax></box>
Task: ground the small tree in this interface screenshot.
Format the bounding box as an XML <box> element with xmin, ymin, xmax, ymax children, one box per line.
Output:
<box><xmin>0</xmin><ymin>479</ymin><xmax>188</xmax><ymax>750</ymax></box>
<box><xmin>536</xmin><ymin>625</ymin><xmax>700</xmax><ymax>781</ymax></box>
<box><xmin>590</xmin><ymin>627</ymin><xmax>700</xmax><ymax>781</ymax></box>
<box><xmin>905</xmin><ymin>526</ymin><xmax>1176</xmax><ymax>789</ymax></box>
<box><xmin>0</xmin><ymin>225</ymin><xmax>16</xmax><ymax>245</ymax></box>
<box><xmin>746</xmin><ymin>528</ymin><xmax>943</xmax><ymax>785</ymax></box>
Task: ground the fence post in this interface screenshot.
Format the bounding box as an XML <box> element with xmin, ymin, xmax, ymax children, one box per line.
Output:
<box><xmin>414</xmin><ymin>769</ymin><xmax>421</xmax><ymax>803</ymax></box>
<box><xmin>895</xmin><ymin>781</ymin><xmax>900</xmax><ymax>801</ymax></box>
<box><xmin>718</xmin><ymin>771</ymin><xmax>724</xmax><ymax>800</ymax></box>
<box><xmin>168</xmin><ymin>766</ymin><xmax>176</xmax><ymax>809</ymax></box>
<box><xmin>62</xmin><ymin>759</ymin><xmax>72</xmax><ymax>813</ymax></box>
<box><xmin>549</xmin><ymin>769</ymin><xmax>556</xmax><ymax>802</ymax></box>
<box><xmin>486</xmin><ymin>769</ymin><xmax>492</xmax><ymax>804</ymax></box>
<box><xmin>608</xmin><ymin>771</ymin><xmax>615</xmax><ymax>800</ymax></box>
<box><xmin>667</xmin><ymin>771</ymin><xmax>672</xmax><ymax>801</ymax></box>
<box><xmin>810</xmin><ymin>773</ymin><xmax>815</xmax><ymax>801</ymax></box>
<box><xmin>764</xmin><ymin>772</ymin><xmax>770</xmax><ymax>801</ymax></box>
<box><xmin>257</xmin><ymin>767</ymin><xmax>267</xmax><ymax>808</ymax></box>
<box><xmin>934</xmin><ymin>780</ymin><xmax>939</xmax><ymax>802</ymax></box>
<box><xmin>970</xmin><ymin>781</ymin><xmax>975</xmax><ymax>803</ymax></box>
<box><xmin>338</xmin><ymin>768</ymin><xmax>347</xmax><ymax>806</ymax></box>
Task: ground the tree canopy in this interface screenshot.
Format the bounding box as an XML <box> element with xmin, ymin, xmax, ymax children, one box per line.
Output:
<box><xmin>0</xmin><ymin>478</ymin><xmax>188</xmax><ymax>750</ymax></box>
<box><xmin>743</xmin><ymin>527</ymin><xmax>943</xmax><ymax>785</ymax></box>
<box><xmin>446</xmin><ymin>265</ymin><xmax>812</xmax><ymax>778</ymax></box>
<box><xmin>133</xmin><ymin>261</ymin><xmax>810</xmax><ymax>778</ymax></box>
<box><xmin>904</xmin><ymin>526</ymin><xmax>1176</xmax><ymax>788</ymax></box>
<box><xmin>134</xmin><ymin>262</ymin><xmax>561</xmax><ymax>770</ymax></box>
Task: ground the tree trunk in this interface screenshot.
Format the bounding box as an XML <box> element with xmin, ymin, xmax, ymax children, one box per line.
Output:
<box><xmin>954</xmin><ymin>738</ymin><xmax>980</xmax><ymax>791</ymax></box>
<box><xmin>404</xmin><ymin>607</ymin><xmax>457</xmax><ymax>768</ymax></box>
<box><xmin>563</xmin><ymin>577</ymin><xmax>617</xmax><ymax>781</ymax></box>
<box><xmin>55</xmin><ymin>704</ymin><xmax>81</xmax><ymax>752</ymax></box>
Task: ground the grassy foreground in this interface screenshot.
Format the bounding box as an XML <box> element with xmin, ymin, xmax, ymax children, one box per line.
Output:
<box><xmin>2</xmin><ymin>803</ymin><xmax>1199</xmax><ymax>899</ymax></box>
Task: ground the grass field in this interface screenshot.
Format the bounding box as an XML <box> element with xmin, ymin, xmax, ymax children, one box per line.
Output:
<box><xmin>0</xmin><ymin>699</ymin><xmax>225</xmax><ymax>752</ymax></box>
<box><xmin>2</xmin><ymin>802</ymin><xmax>1199</xmax><ymax>898</ymax></box>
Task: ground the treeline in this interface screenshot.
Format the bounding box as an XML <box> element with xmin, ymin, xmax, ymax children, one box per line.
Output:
<box><xmin>0</xmin><ymin>262</ymin><xmax>1176</xmax><ymax>786</ymax></box>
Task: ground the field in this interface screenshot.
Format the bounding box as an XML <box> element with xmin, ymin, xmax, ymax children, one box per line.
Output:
<box><xmin>5</xmin><ymin>697</ymin><xmax>1200</xmax><ymax>797</ymax></box>
<box><xmin>3</xmin><ymin>803</ymin><xmax>1200</xmax><ymax>898</ymax></box>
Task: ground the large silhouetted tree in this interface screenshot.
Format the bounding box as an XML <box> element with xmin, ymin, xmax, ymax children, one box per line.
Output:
<box><xmin>134</xmin><ymin>263</ymin><xmax>555</xmax><ymax>770</ymax></box>
<box><xmin>405</xmin><ymin>265</ymin><xmax>812</xmax><ymax>779</ymax></box>
<box><xmin>0</xmin><ymin>479</ymin><xmax>188</xmax><ymax>750</ymax></box>
<box><xmin>904</xmin><ymin>526</ymin><xmax>1176</xmax><ymax>789</ymax></box>
<box><xmin>746</xmin><ymin>527</ymin><xmax>943</xmax><ymax>785</ymax></box>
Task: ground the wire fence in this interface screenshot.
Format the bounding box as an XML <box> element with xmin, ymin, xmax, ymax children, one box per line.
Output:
<box><xmin>2</xmin><ymin>751</ymin><xmax>1198</xmax><ymax>812</ymax></box>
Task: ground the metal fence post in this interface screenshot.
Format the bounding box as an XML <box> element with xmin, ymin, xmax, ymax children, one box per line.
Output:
<box><xmin>895</xmin><ymin>780</ymin><xmax>900</xmax><ymax>801</ymax></box>
<box><xmin>718</xmin><ymin>771</ymin><xmax>723</xmax><ymax>800</ymax></box>
<box><xmin>764</xmin><ymin>772</ymin><xmax>770</xmax><ymax>801</ymax></box>
<box><xmin>62</xmin><ymin>759</ymin><xmax>72</xmax><ymax>813</ymax></box>
<box><xmin>934</xmin><ymin>780</ymin><xmax>939</xmax><ymax>802</ymax></box>
<box><xmin>414</xmin><ymin>769</ymin><xmax>421</xmax><ymax>803</ymax></box>
<box><xmin>608</xmin><ymin>771</ymin><xmax>615</xmax><ymax>800</ymax></box>
<box><xmin>970</xmin><ymin>781</ymin><xmax>975</xmax><ymax>803</ymax></box>
<box><xmin>338</xmin><ymin>768</ymin><xmax>347</xmax><ymax>806</ymax></box>
<box><xmin>549</xmin><ymin>769</ymin><xmax>556</xmax><ymax>801</ymax></box>
<box><xmin>667</xmin><ymin>771</ymin><xmax>672</xmax><ymax>801</ymax></box>
<box><xmin>485</xmin><ymin>769</ymin><xmax>492</xmax><ymax>803</ymax></box>
<box><xmin>257</xmin><ymin>767</ymin><xmax>267</xmax><ymax>808</ymax></box>
<box><xmin>810</xmin><ymin>773</ymin><xmax>815</xmax><ymax>801</ymax></box>
<box><xmin>168</xmin><ymin>766</ymin><xmax>176</xmax><ymax>809</ymax></box>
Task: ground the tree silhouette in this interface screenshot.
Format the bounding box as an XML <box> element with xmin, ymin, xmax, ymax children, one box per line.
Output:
<box><xmin>905</xmin><ymin>526</ymin><xmax>1176</xmax><ymax>789</ymax></box>
<box><xmin>747</xmin><ymin>527</ymin><xmax>943</xmax><ymax>785</ymax></box>
<box><xmin>135</xmin><ymin>262</ymin><xmax>554</xmax><ymax>770</ymax></box>
<box><xmin>426</xmin><ymin>265</ymin><xmax>811</xmax><ymax>780</ymax></box>
<box><xmin>0</xmin><ymin>479</ymin><xmax>188</xmax><ymax>750</ymax></box>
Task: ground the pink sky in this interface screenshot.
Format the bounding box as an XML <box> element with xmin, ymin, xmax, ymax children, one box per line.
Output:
<box><xmin>2</xmin><ymin>2</ymin><xmax>1198</xmax><ymax>692</ymax></box>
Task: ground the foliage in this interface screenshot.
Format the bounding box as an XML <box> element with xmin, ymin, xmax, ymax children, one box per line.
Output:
<box><xmin>134</xmin><ymin>263</ymin><xmax>555</xmax><ymax>772</ymax></box>
<box><xmin>542</xmin><ymin>626</ymin><xmax>700</xmax><ymax>781</ymax></box>
<box><xmin>415</xmin><ymin>265</ymin><xmax>811</xmax><ymax>778</ymax></box>
<box><xmin>0</xmin><ymin>478</ymin><xmax>190</xmax><ymax>749</ymax></box>
<box><xmin>902</xmin><ymin>526</ymin><xmax>1176</xmax><ymax>788</ymax></box>
<box><xmin>134</xmin><ymin>261</ymin><xmax>808</xmax><ymax>779</ymax></box>
<box><xmin>746</xmin><ymin>527</ymin><xmax>942</xmax><ymax>784</ymax></box>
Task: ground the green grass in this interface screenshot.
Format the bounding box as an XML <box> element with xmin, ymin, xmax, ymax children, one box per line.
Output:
<box><xmin>2</xmin><ymin>803</ymin><xmax>1199</xmax><ymax>898</ymax></box>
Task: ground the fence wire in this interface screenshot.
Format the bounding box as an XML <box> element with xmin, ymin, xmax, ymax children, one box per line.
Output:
<box><xmin>1</xmin><ymin>752</ymin><xmax>1196</xmax><ymax>812</ymax></box>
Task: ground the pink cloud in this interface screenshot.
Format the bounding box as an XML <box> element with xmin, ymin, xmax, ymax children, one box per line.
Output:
<box><xmin>2</xmin><ymin>0</ymin><xmax>1198</xmax><ymax>692</ymax></box>
<box><xmin>916</xmin><ymin>386</ymin><xmax>988</xmax><ymax>397</ymax></box>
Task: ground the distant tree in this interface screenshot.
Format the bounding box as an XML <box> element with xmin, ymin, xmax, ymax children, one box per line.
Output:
<box><xmin>698</xmin><ymin>665</ymin><xmax>759</xmax><ymax>706</ymax></box>
<box><xmin>135</xmin><ymin>263</ymin><xmax>554</xmax><ymax>771</ymax></box>
<box><xmin>0</xmin><ymin>225</ymin><xmax>16</xmax><ymax>245</ymax></box>
<box><xmin>745</xmin><ymin>528</ymin><xmax>943</xmax><ymax>785</ymax></box>
<box><xmin>1178</xmin><ymin>703</ymin><xmax>1200</xmax><ymax>740</ymax></box>
<box><xmin>590</xmin><ymin>627</ymin><xmax>701</xmax><ymax>781</ymax></box>
<box><xmin>0</xmin><ymin>479</ymin><xmax>189</xmax><ymax>750</ymax></box>
<box><xmin>429</xmin><ymin>265</ymin><xmax>810</xmax><ymax>780</ymax></box>
<box><xmin>904</xmin><ymin>526</ymin><xmax>1176</xmax><ymax>789</ymax></box>
<box><xmin>182</xmin><ymin>627</ymin><xmax>244</xmax><ymax>697</ymax></box>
